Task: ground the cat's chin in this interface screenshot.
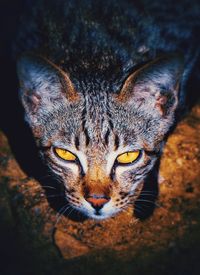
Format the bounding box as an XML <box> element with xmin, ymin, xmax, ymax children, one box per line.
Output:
<box><xmin>77</xmin><ymin>207</ymin><xmax>121</xmax><ymax>220</ymax></box>
<box><xmin>87</xmin><ymin>212</ymin><xmax>117</xmax><ymax>220</ymax></box>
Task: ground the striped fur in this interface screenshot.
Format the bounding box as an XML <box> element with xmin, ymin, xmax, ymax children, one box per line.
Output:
<box><xmin>15</xmin><ymin>0</ymin><xmax>200</xmax><ymax>219</ymax></box>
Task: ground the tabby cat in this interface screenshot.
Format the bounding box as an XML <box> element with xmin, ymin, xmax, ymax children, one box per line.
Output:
<box><xmin>14</xmin><ymin>0</ymin><xmax>200</xmax><ymax>219</ymax></box>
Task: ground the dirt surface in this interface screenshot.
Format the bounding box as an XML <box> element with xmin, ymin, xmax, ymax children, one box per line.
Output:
<box><xmin>1</xmin><ymin>105</ymin><xmax>200</xmax><ymax>275</ymax></box>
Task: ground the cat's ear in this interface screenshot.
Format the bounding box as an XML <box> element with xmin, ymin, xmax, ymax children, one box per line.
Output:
<box><xmin>17</xmin><ymin>54</ymin><xmax>79</xmax><ymax>117</ymax></box>
<box><xmin>116</xmin><ymin>54</ymin><xmax>184</xmax><ymax>117</ymax></box>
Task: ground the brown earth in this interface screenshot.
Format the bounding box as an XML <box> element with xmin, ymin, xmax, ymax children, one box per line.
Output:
<box><xmin>0</xmin><ymin>105</ymin><xmax>200</xmax><ymax>275</ymax></box>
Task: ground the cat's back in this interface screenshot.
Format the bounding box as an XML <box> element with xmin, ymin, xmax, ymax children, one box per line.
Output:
<box><xmin>12</xmin><ymin>0</ymin><xmax>200</xmax><ymax>96</ymax></box>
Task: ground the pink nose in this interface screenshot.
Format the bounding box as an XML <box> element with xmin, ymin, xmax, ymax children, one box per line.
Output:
<box><xmin>86</xmin><ymin>195</ymin><xmax>110</xmax><ymax>210</ymax></box>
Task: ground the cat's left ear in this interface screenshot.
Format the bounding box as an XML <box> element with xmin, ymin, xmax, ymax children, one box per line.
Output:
<box><xmin>17</xmin><ymin>54</ymin><xmax>79</xmax><ymax>127</ymax></box>
<box><xmin>17</xmin><ymin>54</ymin><xmax>79</xmax><ymax>103</ymax></box>
<box><xmin>116</xmin><ymin>54</ymin><xmax>184</xmax><ymax>117</ymax></box>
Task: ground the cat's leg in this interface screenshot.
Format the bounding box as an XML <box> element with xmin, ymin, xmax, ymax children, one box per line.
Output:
<box><xmin>134</xmin><ymin>158</ymin><xmax>160</xmax><ymax>220</ymax></box>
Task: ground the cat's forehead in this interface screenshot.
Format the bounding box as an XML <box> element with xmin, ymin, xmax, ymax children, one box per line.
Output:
<box><xmin>40</xmin><ymin>96</ymin><xmax>162</xmax><ymax>152</ymax></box>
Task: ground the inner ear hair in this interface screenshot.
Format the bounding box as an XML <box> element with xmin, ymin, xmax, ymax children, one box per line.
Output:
<box><xmin>117</xmin><ymin>53</ymin><xmax>184</xmax><ymax>102</ymax></box>
<box><xmin>17</xmin><ymin>53</ymin><xmax>79</xmax><ymax>102</ymax></box>
<box><xmin>41</xmin><ymin>56</ymin><xmax>79</xmax><ymax>101</ymax></box>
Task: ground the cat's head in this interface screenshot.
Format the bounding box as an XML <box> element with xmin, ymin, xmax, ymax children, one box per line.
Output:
<box><xmin>17</xmin><ymin>54</ymin><xmax>183</xmax><ymax>219</ymax></box>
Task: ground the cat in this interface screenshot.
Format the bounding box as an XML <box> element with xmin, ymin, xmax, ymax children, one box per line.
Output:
<box><xmin>12</xmin><ymin>0</ymin><xmax>200</xmax><ymax>220</ymax></box>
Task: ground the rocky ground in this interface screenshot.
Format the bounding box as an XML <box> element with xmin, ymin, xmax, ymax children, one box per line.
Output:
<box><xmin>0</xmin><ymin>105</ymin><xmax>200</xmax><ymax>275</ymax></box>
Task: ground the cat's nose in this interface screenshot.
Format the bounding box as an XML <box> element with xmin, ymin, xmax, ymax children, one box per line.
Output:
<box><xmin>85</xmin><ymin>194</ymin><xmax>110</xmax><ymax>210</ymax></box>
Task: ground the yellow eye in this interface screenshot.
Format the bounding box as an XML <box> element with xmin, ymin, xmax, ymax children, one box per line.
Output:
<box><xmin>117</xmin><ymin>151</ymin><xmax>140</xmax><ymax>164</ymax></box>
<box><xmin>54</xmin><ymin>148</ymin><xmax>77</xmax><ymax>161</ymax></box>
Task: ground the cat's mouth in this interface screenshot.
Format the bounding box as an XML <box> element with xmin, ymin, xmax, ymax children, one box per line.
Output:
<box><xmin>78</xmin><ymin>204</ymin><xmax>121</xmax><ymax>220</ymax></box>
<box><xmin>65</xmin><ymin>194</ymin><xmax>128</xmax><ymax>220</ymax></box>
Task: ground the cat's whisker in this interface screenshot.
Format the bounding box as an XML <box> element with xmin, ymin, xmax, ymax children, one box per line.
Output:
<box><xmin>131</xmin><ymin>193</ymin><xmax>158</xmax><ymax>198</ymax></box>
<box><xmin>20</xmin><ymin>185</ymin><xmax>59</xmax><ymax>196</ymax></box>
<box><xmin>37</xmin><ymin>172</ymin><xmax>58</xmax><ymax>181</ymax></box>
<box><xmin>120</xmin><ymin>206</ymin><xmax>130</xmax><ymax>214</ymax></box>
<box><xmin>66</xmin><ymin>206</ymin><xmax>76</xmax><ymax>217</ymax></box>
<box><xmin>37</xmin><ymin>171</ymin><xmax>64</xmax><ymax>186</ymax></box>
<box><xmin>21</xmin><ymin>188</ymin><xmax>64</xmax><ymax>202</ymax></box>
<box><xmin>42</xmin><ymin>205</ymin><xmax>54</xmax><ymax>222</ymax></box>
<box><xmin>45</xmin><ymin>194</ymin><xmax>65</xmax><ymax>199</ymax></box>
<box><xmin>55</xmin><ymin>204</ymin><xmax>71</xmax><ymax>226</ymax></box>
<box><xmin>131</xmin><ymin>199</ymin><xmax>167</xmax><ymax>212</ymax></box>
<box><xmin>131</xmin><ymin>199</ymin><xmax>157</xmax><ymax>205</ymax></box>
<box><xmin>142</xmin><ymin>199</ymin><xmax>161</xmax><ymax>207</ymax></box>
<box><xmin>38</xmin><ymin>173</ymin><xmax>52</xmax><ymax>179</ymax></box>
<box><xmin>56</xmin><ymin>205</ymin><xmax>79</xmax><ymax>227</ymax></box>
<box><xmin>41</xmin><ymin>185</ymin><xmax>57</xmax><ymax>190</ymax></box>
<box><xmin>138</xmin><ymin>191</ymin><xmax>158</xmax><ymax>195</ymax></box>
<box><xmin>133</xmin><ymin>204</ymin><xmax>146</xmax><ymax>215</ymax></box>
<box><xmin>130</xmin><ymin>190</ymin><xmax>158</xmax><ymax>196</ymax></box>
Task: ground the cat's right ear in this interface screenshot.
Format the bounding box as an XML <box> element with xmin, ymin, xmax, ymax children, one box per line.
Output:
<box><xmin>115</xmin><ymin>54</ymin><xmax>184</xmax><ymax>118</ymax></box>
<box><xmin>17</xmin><ymin>54</ymin><xmax>79</xmax><ymax>123</ymax></box>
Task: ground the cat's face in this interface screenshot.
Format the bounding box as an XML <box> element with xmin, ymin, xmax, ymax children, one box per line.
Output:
<box><xmin>17</xmin><ymin>54</ymin><xmax>183</xmax><ymax>219</ymax></box>
<box><xmin>30</xmin><ymin>93</ymin><xmax>161</xmax><ymax>219</ymax></box>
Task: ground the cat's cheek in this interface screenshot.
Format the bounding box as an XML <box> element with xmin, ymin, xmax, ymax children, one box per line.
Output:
<box><xmin>62</xmin><ymin>172</ymin><xmax>81</xmax><ymax>192</ymax></box>
<box><xmin>115</xmin><ymin>166</ymin><xmax>133</xmax><ymax>185</ymax></box>
<box><xmin>46</xmin><ymin>160</ymin><xmax>80</xmax><ymax>190</ymax></box>
<box><xmin>114</xmin><ymin>167</ymin><xmax>136</xmax><ymax>195</ymax></box>
<box><xmin>62</xmin><ymin>163</ymin><xmax>79</xmax><ymax>177</ymax></box>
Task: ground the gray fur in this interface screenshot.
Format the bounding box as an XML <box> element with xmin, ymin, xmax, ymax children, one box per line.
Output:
<box><xmin>15</xmin><ymin>0</ymin><xmax>199</xmax><ymax>219</ymax></box>
<box><xmin>17</xmin><ymin>53</ymin><xmax>183</xmax><ymax>219</ymax></box>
